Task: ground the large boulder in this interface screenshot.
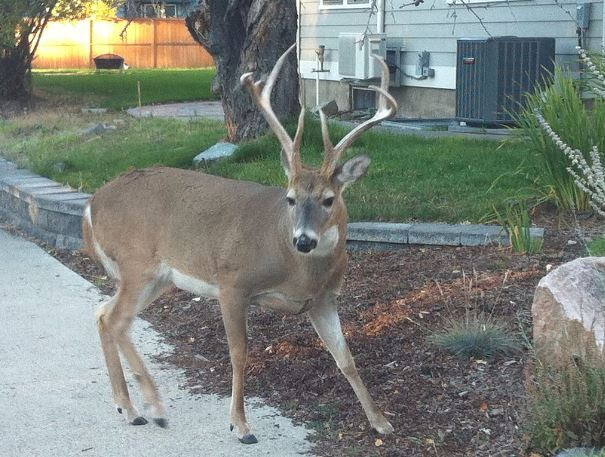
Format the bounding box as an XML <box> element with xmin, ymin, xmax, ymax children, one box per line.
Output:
<box><xmin>532</xmin><ymin>257</ymin><xmax>605</xmax><ymax>362</ymax></box>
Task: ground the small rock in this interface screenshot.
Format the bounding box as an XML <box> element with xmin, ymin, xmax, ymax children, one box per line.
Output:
<box><xmin>567</xmin><ymin>240</ymin><xmax>578</xmax><ymax>246</ymax></box>
<box><xmin>83</xmin><ymin>123</ymin><xmax>116</xmax><ymax>135</ymax></box>
<box><xmin>313</xmin><ymin>100</ymin><xmax>339</xmax><ymax>116</ymax></box>
<box><xmin>490</xmin><ymin>407</ymin><xmax>504</xmax><ymax>416</ymax></box>
<box><xmin>556</xmin><ymin>448</ymin><xmax>604</xmax><ymax>457</ymax></box>
<box><xmin>51</xmin><ymin>162</ymin><xmax>67</xmax><ymax>173</ymax></box>
<box><xmin>84</xmin><ymin>123</ymin><xmax>105</xmax><ymax>135</ymax></box>
<box><xmin>81</xmin><ymin>107</ymin><xmax>107</xmax><ymax>114</ymax></box>
<box><xmin>193</xmin><ymin>142</ymin><xmax>237</xmax><ymax>167</ymax></box>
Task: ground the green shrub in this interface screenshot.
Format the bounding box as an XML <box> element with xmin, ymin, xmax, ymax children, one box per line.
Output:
<box><xmin>517</xmin><ymin>69</ymin><xmax>605</xmax><ymax>212</ymax></box>
<box><xmin>587</xmin><ymin>236</ymin><xmax>605</xmax><ymax>256</ymax></box>
<box><xmin>428</xmin><ymin>312</ymin><xmax>519</xmax><ymax>359</ymax></box>
<box><xmin>528</xmin><ymin>354</ymin><xmax>605</xmax><ymax>455</ymax></box>
<box><xmin>494</xmin><ymin>200</ymin><xmax>543</xmax><ymax>254</ymax></box>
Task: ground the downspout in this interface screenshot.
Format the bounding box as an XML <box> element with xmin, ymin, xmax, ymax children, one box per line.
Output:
<box><xmin>377</xmin><ymin>0</ymin><xmax>385</xmax><ymax>34</ymax></box>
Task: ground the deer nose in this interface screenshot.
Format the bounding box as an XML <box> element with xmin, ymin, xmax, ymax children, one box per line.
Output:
<box><xmin>294</xmin><ymin>234</ymin><xmax>317</xmax><ymax>253</ymax></box>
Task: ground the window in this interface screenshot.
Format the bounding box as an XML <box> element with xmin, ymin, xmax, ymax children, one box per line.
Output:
<box><xmin>164</xmin><ymin>4</ymin><xmax>177</xmax><ymax>17</ymax></box>
<box><xmin>142</xmin><ymin>4</ymin><xmax>157</xmax><ymax>17</ymax></box>
<box><xmin>320</xmin><ymin>0</ymin><xmax>372</xmax><ymax>10</ymax></box>
<box><xmin>141</xmin><ymin>3</ymin><xmax>178</xmax><ymax>18</ymax></box>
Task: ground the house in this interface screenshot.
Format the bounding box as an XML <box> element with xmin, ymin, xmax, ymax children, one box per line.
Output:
<box><xmin>118</xmin><ymin>0</ymin><xmax>196</xmax><ymax>18</ymax></box>
<box><xmin>297</xmin><ymin>0</ymin><xmax>605</xmax><ymax>119</ymax></box>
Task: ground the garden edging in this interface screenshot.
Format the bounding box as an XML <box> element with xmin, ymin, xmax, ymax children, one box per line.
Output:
<box><xmin>0</xmin><ymin>158</ymin><xmax>543</xmax><ymax>251</ymax></box>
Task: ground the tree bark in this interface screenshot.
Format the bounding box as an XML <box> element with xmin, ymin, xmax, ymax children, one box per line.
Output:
<box><xmin>0</xmin><ymin>1</ymin><xmax>57</xmax><ymax>106</ymax></box>
<box><xmin>186</xmin><ymin>0</ymin><xmax>300</xmax><ymax>142</ymax></box>
<box><xmin>0</xmin><ymin>44</ymin><xmax>32</xmax><ymax>102</ymax></box>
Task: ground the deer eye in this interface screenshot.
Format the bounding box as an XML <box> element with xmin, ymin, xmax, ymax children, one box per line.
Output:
<box><xmin>322</xmin><ymin>197</ymin><xmax>334</xmax><ymax>208</ymax></box>
<box><xmin>286</xmin><ymin>197</ymin><xmax>296</xmax><ymax>206</ymax></box>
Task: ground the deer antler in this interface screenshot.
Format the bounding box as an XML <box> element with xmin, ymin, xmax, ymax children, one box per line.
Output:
<box><xmin>320</xmin><ymin>55</ymin><xmax>398</xmax><ymax>177</ymax></box>
<box><xmin>241</xmin><ymin>43</ymin><xmax>305</xmax><ymax>176</ymax></box>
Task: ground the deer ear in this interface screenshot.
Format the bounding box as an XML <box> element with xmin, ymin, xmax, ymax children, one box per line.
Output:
<box><xmin>333</xmin><ymin>155</ymin><xmax>371</xmax><ymax>187</ymax></box>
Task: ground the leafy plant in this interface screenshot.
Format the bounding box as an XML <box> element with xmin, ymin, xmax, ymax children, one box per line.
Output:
<box><xmin>493</xmin><ymin>199</ymin><xmax>543</xmax><ymax>254</ymax></box>
<box><xmin>428</xmin><ymin>310</ymin><xmax>519</xmax><ymax>359</ymax></box>
<box><xmin>587</xmin><ymin>236</ymin><xmax>605</xmax><ymax>256</ymax></box>
<box><xmin>516</xmin><ymin>68</ymin><xmax>605</xmax><ymax>212</ymax></box>
<box><xmin>528</xmin><ymin>353</ymin><xmax>605</xmax><ymax>455</ymax></box>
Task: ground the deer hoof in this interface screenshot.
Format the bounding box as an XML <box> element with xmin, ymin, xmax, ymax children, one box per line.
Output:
<box><xmin>373</xmin><ymin>420</ymin><xmax>394</xmax><ymax>435</ymax></box>
<box><xmin>131</xmin><ymin>416</ymin><xmax>148</xmax><ymax>426</ymax></box>
<box><xmin>116</xmin><ymin>407</ymin><xmax>123</xmax><ymax>414</ymax></box>
<box><xmin>153</xmin><ymin>418</ymin><xmax>168</xmax><ymax>428</ymax></box>
<box><xmin>239</xmin><ymin>434</ymin><xmax>258</xmax><ymax>445</ymax></box>
<box><xmin>230</xmin><ymin>424</ymin><xmax>234</xmax><ymax>432</ymax></box>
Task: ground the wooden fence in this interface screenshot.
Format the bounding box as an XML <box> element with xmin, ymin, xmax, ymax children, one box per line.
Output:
<box><xmin>34</xmin><ymin>19</ymin><xmax>214</xmax><ymax>69</ymax></box>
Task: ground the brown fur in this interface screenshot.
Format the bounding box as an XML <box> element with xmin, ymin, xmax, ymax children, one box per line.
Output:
<box><xmin>88</xmin><ymin>46</ymin><xmax>397</xmax><ymax>443</ymax></box>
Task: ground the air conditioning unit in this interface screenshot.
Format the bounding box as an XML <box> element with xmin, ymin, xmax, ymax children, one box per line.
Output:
<box><xmin>456</xmin><ymin>37</ymin><xmax>555</xmax><ymax>124</ymax></box>
<box><xmin>338</xmin><ymin>33</ymin><xmax>387</xmax><ymax>80</ymax></box>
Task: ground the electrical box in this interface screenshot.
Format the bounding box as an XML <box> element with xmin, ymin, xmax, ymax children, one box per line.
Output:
<box><xmin>338</xmin><ymin>33</ymin><xmax>387</xmax><ymax>80</ymax></box>
<box><xmin>456</xmin><ymin>37</ymin><xmax>555</xmax><ymax>124</ymax></box>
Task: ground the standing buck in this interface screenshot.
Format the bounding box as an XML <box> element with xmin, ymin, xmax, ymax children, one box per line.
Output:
<box><xmin>84</xmin><ymin>43</ymin><xmax>397</xmax><ymax>444</ymax></box>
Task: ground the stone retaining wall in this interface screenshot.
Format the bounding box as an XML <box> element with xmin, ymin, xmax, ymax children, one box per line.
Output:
<box><xmin>0</xmin><ymin>159</ymin><xmax>88</xmax><ymax>250</ymax></box>
<box><xmin>0</xmin><ymin>158</ymin><xmax>544</xmax><ymax>251</ymax></box>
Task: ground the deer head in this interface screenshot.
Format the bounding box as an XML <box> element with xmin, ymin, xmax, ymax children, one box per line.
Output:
<box><xmin>241</xmin><ymin>44</ymin><xmax>397</xmax><ymax>254</ymax></box>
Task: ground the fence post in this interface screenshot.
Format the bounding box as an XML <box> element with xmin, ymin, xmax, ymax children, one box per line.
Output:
<box><xmin>152</xmin><ymin>19</ymin><xmax>158</xmax><ymax>68</ymax></box>
<box><xmin>89</xmin><ymin>19</ymin><xmax>94</xmax><ymax>68</ymax></box>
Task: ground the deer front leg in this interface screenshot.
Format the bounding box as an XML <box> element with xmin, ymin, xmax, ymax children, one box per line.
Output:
<box><xmin>219</xmin><ymin>294</ymin><xmax>257</xmax><ymax>444</ymax></box>
<box><xmin>308</xmin><ymin>299</ymin><xmax>394</xmax><ymax>435</ymax></box>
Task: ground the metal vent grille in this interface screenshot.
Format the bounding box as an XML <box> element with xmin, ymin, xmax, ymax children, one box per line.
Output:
<box><xmin>456</xmin><ymin>37</ymin><xmax>555</xmax><ymax>124</ymax></box>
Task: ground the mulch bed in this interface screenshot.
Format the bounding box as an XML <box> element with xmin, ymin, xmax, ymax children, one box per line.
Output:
<box><xmin>3</xmin><ymin>217</ymin><xmax>591</xmax><ymax>456</ymax></box>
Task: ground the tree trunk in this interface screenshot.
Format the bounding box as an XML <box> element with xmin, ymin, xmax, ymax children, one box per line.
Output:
<box><xmin>0</xmin><ymin>44</ymin><xmax>32</xmax><ymax>103</ymax></box>
<box><xmin>186</xmin><ymin>0</ymin><xmax>299</xmax><ymax>142</ymax></box>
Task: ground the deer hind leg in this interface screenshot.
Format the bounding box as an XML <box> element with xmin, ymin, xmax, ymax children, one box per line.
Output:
<box><xmin>219</xmin><ymin>293</ymin><xmax>257</xmax><ymax>444</ymax></box>
<box><xmin>96</xmin><ymin>270</ymin><xmax>169</xmax><ymax>426</ymax></box>
<box><xmin>308</xmin><ymin>300</ymin><xmax>394</xmax><ymax>435</ymax></box>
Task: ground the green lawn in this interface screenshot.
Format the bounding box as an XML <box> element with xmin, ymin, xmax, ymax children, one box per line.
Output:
<box><xmin>0</xmin><ymin>112</ymin><xmax>226</xmax><ymax>191</ymax></box>
<box><xmin>33</xmin><ymin>68</ymin><xmax>218</xmax><ymax>110</ymax></box>
<box><xmin>208</xmin><ymin>118</ymin><xmax>540</xmax><ymax>222</ymax></box>
<box><xmin>0</xmin><ymin>110</ymin><xmax>540</xmax><ymax>223</ymax></box>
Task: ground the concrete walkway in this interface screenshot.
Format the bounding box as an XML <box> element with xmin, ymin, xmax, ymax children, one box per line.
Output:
<box><xmin>127</xmin><ymin>101</ymin><xmax>224</xmax><ymax>120</ymax></box>
<box><xmin>0</xmin><ymin>228</ymin><xmax>311</xmax><ymax>457</ymax></box>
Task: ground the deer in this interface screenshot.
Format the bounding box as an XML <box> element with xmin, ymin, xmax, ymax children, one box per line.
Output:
<box><xmin>83</xmin><ymin>43</ymin><xmax>398</xmax><ymax>445</ymax></box>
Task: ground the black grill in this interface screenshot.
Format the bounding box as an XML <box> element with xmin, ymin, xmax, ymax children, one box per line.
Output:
<box><xmin>456</xmin><ymin>37</ymin><xmax>555</xmax><ymax>124</ymax></box>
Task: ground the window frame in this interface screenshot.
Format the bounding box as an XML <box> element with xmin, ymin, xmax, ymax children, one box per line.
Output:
<box><xmin>319</xmin><ymin>0</ymin><xmax>372</xmax><ymax>10</ymax></box>
<box><xmin>164</xmin><ymin>3</ymin><xmax>177</xmax><ymax>17</ymax></box>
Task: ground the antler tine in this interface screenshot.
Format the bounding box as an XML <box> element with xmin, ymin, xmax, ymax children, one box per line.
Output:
<box><xmin>240</xmin><ymin>43</ymin><xmax>302</xmax><ymax>173</ymax></box>
<box><xmin>293</xmin><ymin>106</ymin><xmax>306</xmax><ymax>151</ymax></box>
<box><xmin>321</xmin><ymin>55</ymin><xmax>398</xmax><ymax>176</ymax></box>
